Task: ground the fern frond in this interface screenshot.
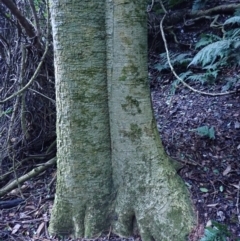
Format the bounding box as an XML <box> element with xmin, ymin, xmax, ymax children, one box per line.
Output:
<box><xmin>171</xmin><ymin>53</ymin><xmax>192</xmax><ymax>65</ymax></box>
<box><xmin>231</xmin><ymin>40</ymin><xmax>240</xmax><ymax>49</ymax></box>
<box><xmin>186</xmin><ymin>73</ymin><xmax>206</xmax><ymax>84</ymax></box>
<box><xmin>189</xmin><ymin>40</ymin><xmax>232</xmax><ymax>67</ymax></box>
<box><xmin>234</xmin><ymin>7</ymin><xmax>240</xmax><ymax>16</ymax></box>
<box><xmin>195</xmin><ymin>34</ymin><xmax>221</xmax><ymax>49</ymax></box>
<box><xmin>154</xmin><ymin>52</ymin><xmax>192</xmax><ymax>72</ymax></box>
<box><xmin>170</xmin><ymin>79</ymin><xmax>180</xmax><ymax>95</ymax></box>
<box><xmin>179</xmin><ymin>70</ymin><xmax>193</xmax><ymax>80</ymax></box>
<box><xmin>200</xmin><ymin>221</ymin><xmax>230</xmax><ymax>241</ymax></box>
<box><xmin>168</xmin><ymin>0</ymin><xmax>188</xmax><ymax>8</ymax></box>
<box><xmin>192</xmin><ymin>0</ymin><xmax>209</xmax><ymax>11</ymax></box>
<box><xmin>225</xmin><ymin>28</ymin><xmax>240</xmax><ymax>39</ymax></box>
<box><xmin>202</xmin><ymin>63</ymin><xmax>219</xmax><ymax>70</ymax></box>
<box><xmin>224</xmin><ymin>16</ymin><xmax>240</xmax><ymax>25</ymax></box>
<box><xmin>200</xmin><ymin>227</ymin><xmax>220</xmax><ymax>241</ymax></box>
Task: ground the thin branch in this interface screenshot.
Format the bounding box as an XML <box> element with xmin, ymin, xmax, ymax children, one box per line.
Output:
<box><xmin>0</xmin><ymin>0</ymin><xmax>37</xmax><ymax>42</ymax></box>
<box><xmin>0</xmin><ymin>2</ymin><xmax>50</xmax><ymax>104</ymax></box>
<box><xmin>159</xmin><ymin>0</ymin><xmax>167</xmax><ymax>14</ymax></box>
<box><xmin>28</xmin><ymin>0</ymin><xmax>41</xmax><ymax>38</ymax></box>
<box><xmin>29</xmin><ymin>88</ymin><xmax>56</xmax><ymax>104</ymax></box>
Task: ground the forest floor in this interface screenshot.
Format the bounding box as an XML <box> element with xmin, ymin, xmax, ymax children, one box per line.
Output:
<box><xmin>149</xmin><ymin>0</ymin><xmax>240</xmax><ymax>239</ymax></box>
<box><xmin>1</xmin><ymin>1</ymin><xmax>240</xmax><ymax>241</ymax></box>
<box><xmin>151</xmin><ymin>68</ymin><xmax>240</xmax><ymax>241</ymax></box>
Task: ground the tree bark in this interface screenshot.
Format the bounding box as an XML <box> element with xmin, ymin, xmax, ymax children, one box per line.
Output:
<box><xmin>106</xmin><ymin>1</ymin><xmax>195</xmax><ymax>240</ymax></box>
<box><xmin>49</xmin><ymin>0</ymin><xmax>196</xmax><ymax>240</ymax></box>
<box><xmin>48</xmin><ymin>0</ymin><xmax>112</xmax><ymax>237</ymax></box>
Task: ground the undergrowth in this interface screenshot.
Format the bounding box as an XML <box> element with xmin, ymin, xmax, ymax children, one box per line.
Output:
<box><xmin>200</xmin><ymin>221</ymin><xmax>240</xmax><ymax>241</ymax></box>
<box><xmin>153</xmin><ymin>9</ymin><xmax>240</xmax><ymax>93</ymax></box>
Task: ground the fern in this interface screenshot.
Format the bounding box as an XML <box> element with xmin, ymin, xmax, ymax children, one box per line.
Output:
<box><xmin>178</xmin><ymin>70</ymin><xmax>193</xmax><ymax>80</ymax></box>
<box><xmin>224</xmin><ymin>16</ymin><xmax>240</xmax><ymax>26</ymax></box>
<box><xmin>171</xmin><ymin>53</ymin><xmax>192</xmax><ymax>65</ymax></box>
<box><xmin>192</xmin><ymin>0</ymin><xmax>209</xmax><ymax>11</ymax></box>
<box><xmin>200</xmin><ymin>221</ymin><xmax>230</xmax><ymax>241</ymax></box>
<box><xmin>168</xmin><ymin>0</ymin><xmax>188</xmax><ymax>8</ymax></box>
<box><xmin>154</xmin><ymin>52</ymin><xmax>192</xmax><ymax>72</ymax></box>
<box><xmin>170</xmin><ymin>79</ymin><xmax>180</xmax><ymax>95</ymax></box>
<box><xmin>231</xmin><ymin>40</ymin><xmax>240</xmax><ymax>49</ymax></box>
<box><xmin>195</xmin><ymin>34</ymin><xmax>221</xmax><ymax>49</ymax></box>
<box><xmin>176</xmin><ymin>69</ymin><xmax>218</xmax><ymax>85</ymax></box>
<box><xmin>234</xmin><ymin>7</ymin><xmax>240</xmax><ymax>16</ymax></box>
<box><xmin>189</xmin><ymin>40</ymin><xmax>232</xmax><ymax>67</ymax></box>
<box><xmin>170</xmin><ymin>71</ymin><xmax>192</xmax><ymax>95</ymax></box>
<box><xmin>203</xmin><ymin>63</ymin><xmax>219</xmax><ymax>71</ymax></box>
<box><xmin>186</xmin><ymin>73</ymin><xmax>206</xmax><ymax>84</ymax></box>
<box><xmin>224</xmin><ymin>28</ymin><xmax>240</xmax><ymax>39</ymax></box>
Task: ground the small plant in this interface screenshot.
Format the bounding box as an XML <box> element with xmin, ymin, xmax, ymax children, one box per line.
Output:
<box><xmin>191</xmin><ymin>125</ymin><xmax>215</xmax><ymax>139</ymax></box>
<box><xmin>192</xmin><ymin>0</ymin><xmax>210</xmax><ymax>11</ymax></box>
<box><xmin>195</xmin><ymin>34</ymin><xmax>221</xmax><ymax>50</ymax></box>
<box><xmin>154</xmin><ymin>52</ymin><xmax>192</xmax><ymax>72</ymax></box>
<box><xmin>0</xmin><ymin>107</ymin><xmax>13</xmax><ymax>118</ymax></box>
<box><xmin>200</xmin><ymin>221</ymin><xmax>230</xmax><ymax>241</ymax></box>
<box><xmin>185</xmin><ymin>13</ymin><xmax>240</xmax><ymax>84</ymax></box>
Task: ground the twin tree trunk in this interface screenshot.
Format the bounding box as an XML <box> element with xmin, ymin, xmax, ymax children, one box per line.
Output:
<box><xmin>49</xmin><ymin>1</ymin><xmax>196</xmax><ymax>240</ymax></box>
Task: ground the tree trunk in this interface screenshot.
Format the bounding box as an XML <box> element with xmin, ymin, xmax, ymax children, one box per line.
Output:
<box><xmin>49</xmin><ymin>0</ymin><xmax>196</xmax><ymax>240</ymax></box>
<box><xmin>106</xmin><ymin>1</ymin><xmax>195</xmax><ymax>240</ymax></box>
<box><xmin>48</xmin><ymin>0</ymin><xmax>113</xmax><ymax>237</ymax></box>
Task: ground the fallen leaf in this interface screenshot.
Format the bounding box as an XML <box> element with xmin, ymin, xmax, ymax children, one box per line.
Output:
<box><xmin>11</xmin><ymin>224</ymin><xmax>21</xmax><ymax>234</ymax></box>
<box><xmin>36</xmin><ymin>222</ymin><xmax>45</xmax><ymax>237</ymax></box>
<box><xmin>231</xmin><ymin>184</ymin><xmax>240</xmax><ymax>189</ymax></box>
<box><xmin>206</xmin><ymin>203</ymin><xmax>218</xmax><ymax>207</ymax></box>
<box><xmin>206</xmin><ymin>220</ymin><xmax>212</xmax><ymax>227</ymax></box>
<box><xmin>200</xmin><ymin>187</ymin><xmax>208</xmax><ymax>193</ymax></box>
<box><xmin>223</xmin><ymin>165</ymin><xmax>231</xmax><ymax>176</ymax></box>
<box><xmin>235</xmin><ymin>121</ymin><xmax>240</xmax><ymax>129</ymax></box>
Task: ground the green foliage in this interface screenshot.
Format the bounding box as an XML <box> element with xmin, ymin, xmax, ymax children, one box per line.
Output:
<box><xmin>186</xmin><ymin>70</ymin><xmax>218</xmax><ymax>84</ymax></box>
<box><xmin>224</xmin><ymin>16</ymin><xmax>240</xmax><ymax>26</ymax></box>
<box><xmin>184</xmin><ymin>14</ymin><xmax>240</xmax><ymax>84</ymax></box>
<box><xmin>168</xmin><ymin>0</ymin><xmax>187</xmax><ymax>7</ymax></box>
<box><xmin>234</xmin><ymin>7</ymin><xmax>240</xmax><ymax>16</ymax></box>
<box><xmin>160</xmin><ymin>0</ymin><xmax>188</xmax><ymax>8</ymax></box>
<box><xmin>200</xmin><ymin>221</ymin><xmax>230</xmax><ymax>241</ymax></box>
<box><xmin>155</xmin><ymin>7</ymin><xmax>240</xmax><ymax>89</ymax></box>
<box><xmin>192</xmin><ymin>126</ymin><xmax>215</xmax><ymax>139</ymax></box>
<box><xmin>148</xmin><ymin>0</ymin><xmax>188</xmax><ymax>13</ymax></box>
<box><xmin>154</xmin><ymin>52</ymin><xmax>192</xmax><ymax>72</ymax></box>
<box><xmin>195</xmin><ymin>34</ymin><xmax>221</xmax><ymax>49</ymax></box>
<box><xmin>221</xmin><ymin>77</ymin><xmax>239</xmax><ymax>92</ymax></box>
<box><xmin>0</xmin><ymin>107</ymin><xmax>12</xmax><ymax>118</ymax></box>
<box><xmin>224</xmin><ymin>28</ymin><xmax>240</xmax><ymax>39</ymax></box>
<box><xmin>200</xmin><ymin>187</ymin><xmax>208</xmax><ymax>193</ymax></box>
<box><xmin>189</xmin><ymin>40</ymin><xmax>232</xmax><ymax>67</ymax></box>
<box><xmin>170</xmin><ymin>79</ymin><xmax>180</xmax><ymax>95</ymax></box>
<box><xmin>192</xmin><ymin>0</ymin><xmax>210</xmax><ymax>11</ymax></box>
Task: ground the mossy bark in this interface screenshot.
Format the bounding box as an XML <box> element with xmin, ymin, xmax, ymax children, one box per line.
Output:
<box><xmin>49</xmin><ymin>0</ymin><xmax>112</xmax><ymax>238</ymax></box>
<box><xmin>49</xmin><ymin>0</ymin><xmax>196</xmax><ymax>240</ymax></box>
<box><xmin>107</xmin><ymin>1</ymin><xmax>196</xmax><ymax>240</ymax></box>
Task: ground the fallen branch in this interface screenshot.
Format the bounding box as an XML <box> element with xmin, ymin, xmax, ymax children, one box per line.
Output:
<box><xmin>0</xmin><ymin>157</ymin><xmax>56</xmax><ymax>198</ymax></box>
<box><xmin>149</xmin><ymin>3</ymin><xmax>240</xmax><ymax>28</ymax></box>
